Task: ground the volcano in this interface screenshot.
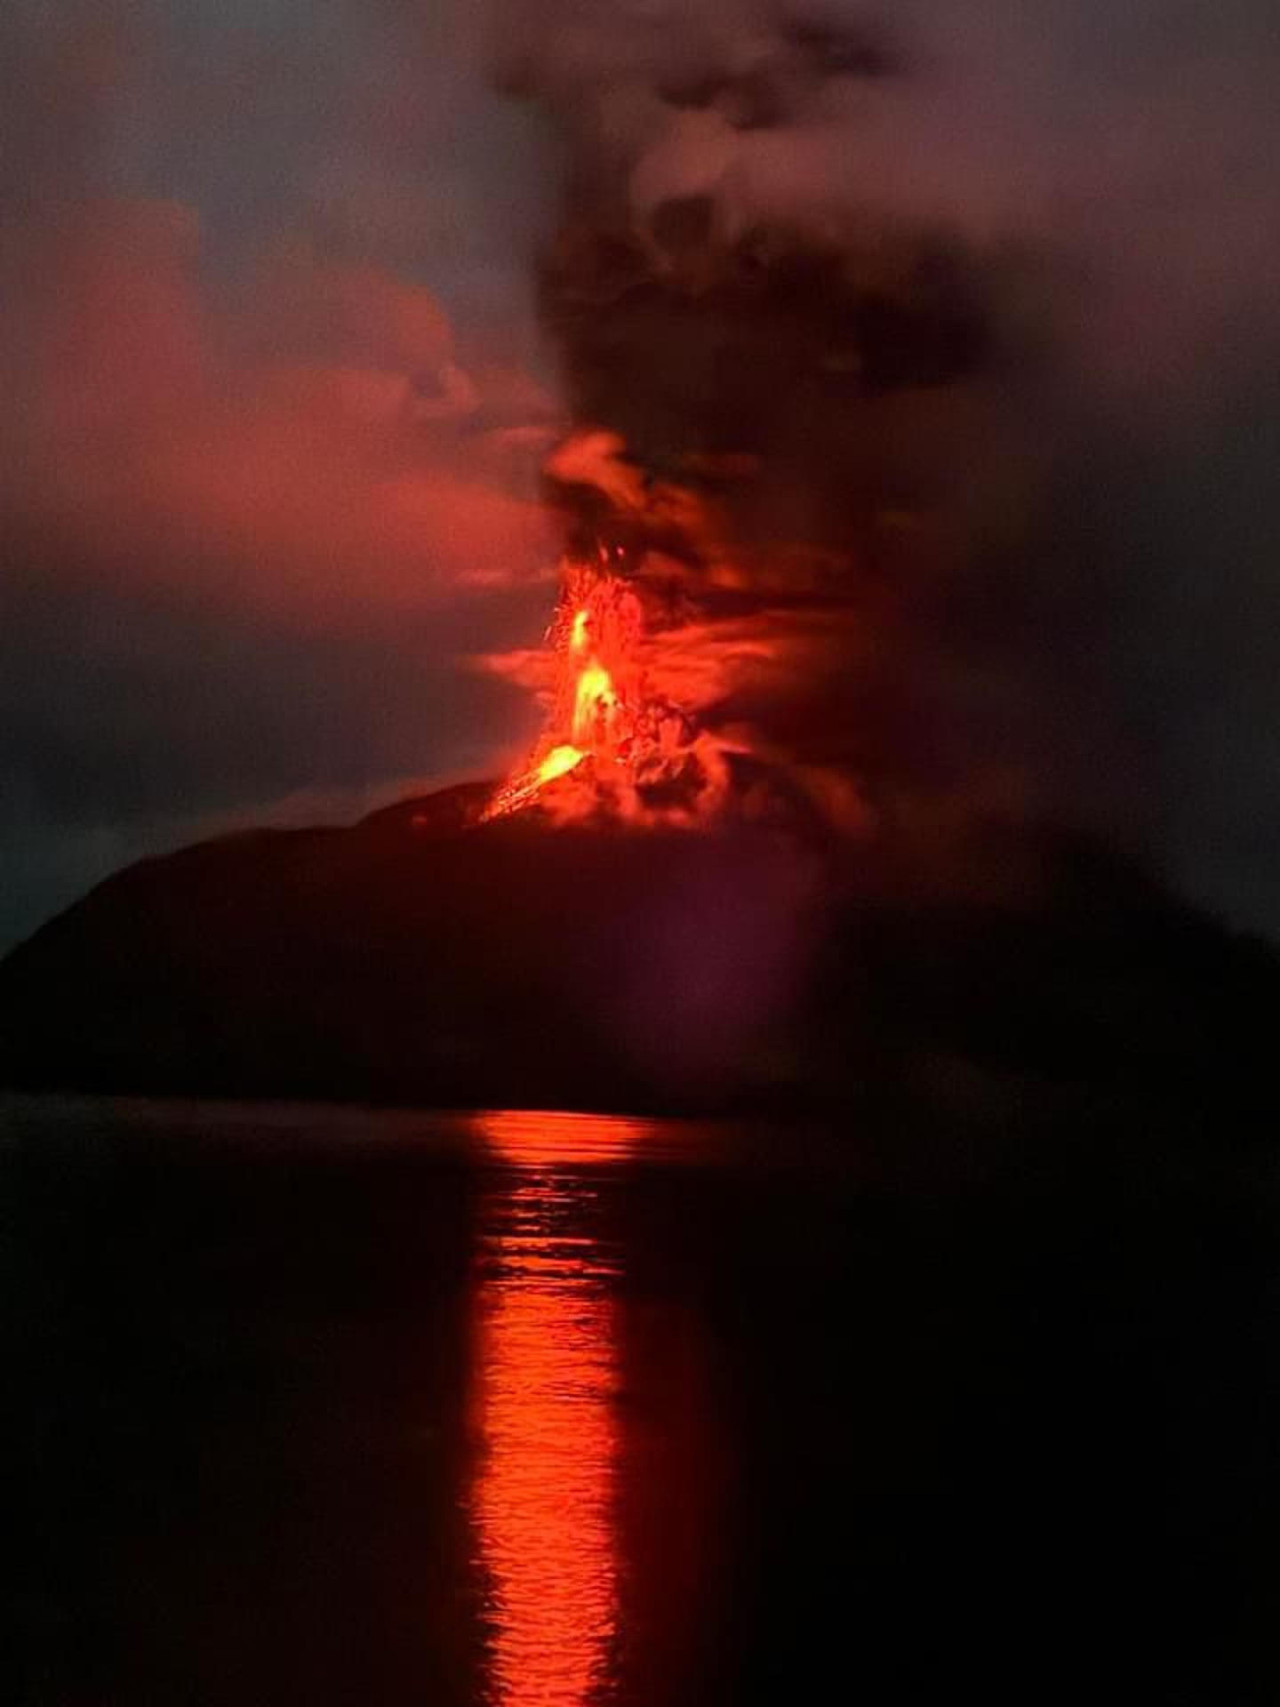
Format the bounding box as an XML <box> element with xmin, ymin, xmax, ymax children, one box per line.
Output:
<box><xmin>1</xmin><ymin>772</ymin><xmax>1275</xmax><ymax>1130</ymax></box>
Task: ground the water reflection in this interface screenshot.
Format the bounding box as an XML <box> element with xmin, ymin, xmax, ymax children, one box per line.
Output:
<box><xmin>470</xmin><ymin>1112</ymin><xmax>641</xmax><ymax>1707</ymax></box>
<box><xmin>476</xmin><ymin>1109</ymin><xmax>652</xmax><ymax>1170</ymax></box>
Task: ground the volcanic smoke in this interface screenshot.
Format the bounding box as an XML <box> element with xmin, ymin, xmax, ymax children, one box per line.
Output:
<box><xmin>477</xmin><ymin>4</ymin><xmax>1025</xmax><ymax>850</ymax></box>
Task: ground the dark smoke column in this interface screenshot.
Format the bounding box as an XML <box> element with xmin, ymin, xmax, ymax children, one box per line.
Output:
<box><xmin>485</xmin><ymin>0</ymin><xmax>1067</xmax><ymax>856</ymax></box>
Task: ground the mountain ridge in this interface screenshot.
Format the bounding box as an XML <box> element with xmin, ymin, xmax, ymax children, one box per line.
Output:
<box><xmin>1</xmin><ymin>780</ymin><xmax>1275</xmax><ymax>1128</ymax></box>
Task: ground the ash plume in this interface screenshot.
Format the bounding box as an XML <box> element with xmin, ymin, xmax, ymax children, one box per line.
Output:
<box><xmin>488</xmin><ymin>0</ymin><xmax>1280</xmax><ymax>926</ymax></box>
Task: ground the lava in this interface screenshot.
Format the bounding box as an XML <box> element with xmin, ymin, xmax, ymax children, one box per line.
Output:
<box><xmin>537</xmin><ymin>744</ymin><xmax>588</xmax><ymax>786</ymax></box>
<box><xmin>484</xmin><ymin>548</ymin><xmax>726</xmax><ymax>825</ymax></box>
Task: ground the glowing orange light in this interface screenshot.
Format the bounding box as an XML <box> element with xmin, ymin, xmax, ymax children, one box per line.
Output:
<box><xmin>482</xmin><ymin>566</ymin><xmax>642</xmax><ymax>821</ymax></box>
<box><xmin>470</xmin><ymin>1113</ymin><xmax>641</xmax><ymax>1707</ymax></box>
<box><xmin>572</xmin><ymin>661</ymin><xmax>617</xmax><ymax>744</ymax></box>
<box><xmin>481</xmin><ymin>549</ymin><xmax>737</xmax><ymax>826</ymax></box>
<box><xmin>536</xmin><ymin>744</ymin><xmax>587</xmax><ymax>786</ymax></box>
<box><xmin>478</xmin><ymin>1109</ymin><xmax>651</xmax><ymax>1168</ymax></box>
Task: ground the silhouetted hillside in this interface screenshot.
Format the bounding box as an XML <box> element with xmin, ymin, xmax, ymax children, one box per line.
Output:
<box><xmin>1</xmin><ymin>780</ymin><xmax>1276</xmax><ymax>1125</ymax></box>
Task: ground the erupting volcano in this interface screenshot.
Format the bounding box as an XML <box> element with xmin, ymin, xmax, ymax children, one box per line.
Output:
<box><xmin>484</xmin><ymin>540</ymin><xmax>736</xmax><ymax>827</ymax></box>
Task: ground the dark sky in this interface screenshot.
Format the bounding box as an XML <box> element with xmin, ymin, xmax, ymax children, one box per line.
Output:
<box><xmin>3</xmin><ymin>0</ymin><xmax>1280</xmax><ymax>948</ymax></box>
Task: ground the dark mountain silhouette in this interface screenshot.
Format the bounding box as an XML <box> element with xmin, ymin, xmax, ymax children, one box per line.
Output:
<box><xmin>1</xmin><ymin>777</ymin><xmax>1276</xmax><ymax>1126</ymax></box>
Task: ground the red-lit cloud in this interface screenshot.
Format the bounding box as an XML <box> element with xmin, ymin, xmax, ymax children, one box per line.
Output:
<box><xmin>1</xmin><ymin>197</ymin><xmax>559</xmax><ymax>629</ymax></box>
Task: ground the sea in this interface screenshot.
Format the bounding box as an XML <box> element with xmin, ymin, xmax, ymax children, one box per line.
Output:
<box><xmin>3</xmin><ymin>1093</ymin><xmax>1277</xmax><ymax>1706</ymax></box>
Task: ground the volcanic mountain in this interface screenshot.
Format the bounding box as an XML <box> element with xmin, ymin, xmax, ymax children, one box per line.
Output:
<box><xmin>1</xmin><ymin>772</ymin><xmax>1275</xmax><ymax>1129</ymax></box>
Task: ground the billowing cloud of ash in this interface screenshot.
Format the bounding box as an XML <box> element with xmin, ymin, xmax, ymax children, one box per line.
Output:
<box><xmin>486</xmin><ymin>0</ymin><xmax>1280</xmax><ymax>928</ymax></box>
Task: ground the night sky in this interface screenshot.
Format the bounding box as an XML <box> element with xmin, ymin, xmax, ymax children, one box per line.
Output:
<box><xmin>4</xmin><ymin>0</ymin><xmax>1280</xmax><ymax>948</ymax></box>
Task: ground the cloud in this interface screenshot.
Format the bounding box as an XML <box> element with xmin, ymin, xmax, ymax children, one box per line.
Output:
<box><xmin>487</xmin><ymin>0</ymin><xmax>1280</xmax><ymax>934</ymax></box>
<box><xmin>0</xmin><ymin>2</ymin><xmax>563</xmax><ymax>946</ymax></box>
<box><xmin>1</xmin><ymin>197</ymin><xmax>561</xmax><ymax>615</ymax></box>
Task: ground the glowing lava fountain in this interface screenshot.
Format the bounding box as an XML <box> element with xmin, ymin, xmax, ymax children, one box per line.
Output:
<box><xmin>483</xmin><ymin>550</ymin><xmax>730</xmax><ymax>826</ymax></box>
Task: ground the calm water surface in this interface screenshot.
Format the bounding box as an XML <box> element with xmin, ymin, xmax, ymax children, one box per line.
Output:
<box><xmin>3</xmin><ymin>1096</ymin><xmax>1277</xmax><ymax>1705</ymax></box>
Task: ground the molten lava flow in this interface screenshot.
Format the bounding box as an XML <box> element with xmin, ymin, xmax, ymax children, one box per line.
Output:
<box><xmin>537</xmin><ymin>744</ymin><xmax>588</xmax><ymax>786</ymax></box>
<box><xmin>484</xmin><ymin>551</ymin><xmax>729</xmax><ymax>825</ymax></box>
<box><xmin>485</xmin><ymin>556</ymin><xmax>635</xmax><ymax>819</ymax></box>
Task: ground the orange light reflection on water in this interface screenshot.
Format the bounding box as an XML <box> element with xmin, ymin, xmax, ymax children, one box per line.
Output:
<box><xmin>470</xmin><ymin>1112</ymin><xmax>642</xmax><ymax>1707</ymax></box>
